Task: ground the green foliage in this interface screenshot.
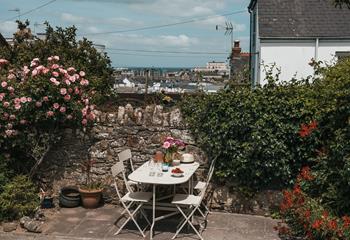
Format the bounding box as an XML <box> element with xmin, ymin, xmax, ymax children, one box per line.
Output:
<box><xmin>0</xmin><ymin>175</ymin><xmax>39</xmax><ymax>221</ymax></box>
<box><xmin>0</xmin><ymin>21</ymin><xmax>114</xmax><ymax>104</ymax></box>
<box><xmin>181</xmin><ymin>58</ymin><xmax>350</xmax><ymax>192</ymax></box>
<box><xmin>334</xmin><ymin>0</ymin><xmax>350</xmax><ymax>8</ymax></box>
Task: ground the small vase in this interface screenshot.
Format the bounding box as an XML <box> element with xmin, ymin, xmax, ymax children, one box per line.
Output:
<box><xmin>164</xmin><ymin>151</ymin><xmax>174</xmax><ymax>164</ymax></box>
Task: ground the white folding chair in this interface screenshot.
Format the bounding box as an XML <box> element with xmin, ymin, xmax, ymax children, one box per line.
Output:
<box><xmin>118</xmin><ymin>149</ymin><xmax>139</xmax><ymax>188</ymax></box>
<box><xmin>171</xmin><ymin>161</ymin><xmax>215</xmax><ymax>240</ymax></box>
<box><xmin>181</xmin><ymin>156</ymin><xmax>217</xmax><ymax>216</ymax></box>
<box><xmin>111</xmin><ymin>161</ymin><xmax>152</xmax><ymax>238</ymax></box>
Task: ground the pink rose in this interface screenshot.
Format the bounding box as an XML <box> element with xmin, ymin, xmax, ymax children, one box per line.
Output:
<box><xmin>46</xmin><ymin>111</ymin><xmax>54</xmax><ymax>117</ymax></box>
<box><xmin>31</xmin><ymin>69</ymin><xmax>38</xmax><ymax>77</ymax></box>
<box><xmin>60</xmin><ymin>88</ymin><xmax>67</xmax><ymax>95</ymax></box>
<box><xmin>59</xmin><ymin>106</ymin><xmax>66</xmax><ymax>113</ymax></box>
<box><xmin>20</xmin><ymin>119</ymin><xmax>27</xmax><ymax>125</ymax></box>
<box><xmin>7</xmin><ymin>73</ymin><xmax>15</xmax><ymax>80</ymax></box>
<box><xmin>66</xmin><ymin>114</ymin><xmax>73</xmax><ymax>120</ymax></box>
<box><xmin>7</xmin><ymin>86</ymin><xmax>14</xmax><ymax>92</ymax></box>
<box><xmin>27</xmin><ymin>97</ymin><xmax>32</xmax><ymax>102</ymax></box>
<box><xmin>81</xmin><ymin>118</ymin><xmax>88</xmax><ymax>125</ymax></box>
<box><xmin>163</xmin><ymin>141</ymin><xmax>171</xmax><ymax>149</ymax></box>
<box><xmin>5</xmin><ymin>130</ymin><xmax>13</xmax><ymax>137</ymax></box>
<box><xmin>52</xmin><ymin>71</ymin><xmax>59</xmax><ymax>77</ymax></box>
<box><xmin>87</xmin><ymin>112</ymin><xmax>95</xmax><ymax>121</ymax></box>
<box><xmin>84</xmin><ymin>99</ymin><xmax>89</xmax><ymax>105</ymax></box>
<box><xmin>33</xmin><ymin>58</ymin><xmax>39</xmax><ymax>62</ymax></box>
<box><xmin>50</xmin><ymin>77</ymin><xmax>57</xmax><ymax>84</ymax></box>
<box><xmin>74</xmin><ymin>87</ymin><xmax>80</xmax><ymax>95</ymax></box>
<box><xmin>35</xmin><ymin>101</ymin><xmax>42</xmax><ymax>107</ymax></box>
<box><xmin>51</xmin><ymin>64</ymin><xmax>59</xmax><ymax>69</ymax></box>
<box><xmin>68</xmin><ymin>88</ymin><xmax>73</xmax><ymax>93</ymax></box>
<box><xmin>3</xmin><ymin>112</ymin><xmax>9</xmax><ymax>119</ymax></box>
<box><xmin>67</xmin><ymin>67</ymin><xmax>76</xmax><ymax>73</ymax></box>
<box><xmin>0</xmin><ymin>93</ymin><xmax>4</xmax><ymax>101</ymax></box>
<box><xmin>6</xmin><ymin>123</ymin><xmax>12</xmax><ymax>129</ymax></box>
<box><xmin>43</xmin><ymin>96</ymin><xmax>49</xmax><ymax>102</ymax></box>
<box><xmin>20</xmin><ymin>97</ymin><xmax>27</xmax><ymax>103</ymax></box>
<box><xmin>0</xmin><ymin>59</ymin><xmax>9</xmax><ymax>65</ymax></box>
<box><xmin>3</xmin><ymin>101</ymin><xmax>9</xmax><ymax>108</ymax></box>
<box><xmin>48</xmin><ymin>56</ymin><xmax>53</xmax><ymax>61</ymax></box>
<box><xmin>81</xmin><ymin>108</ymin><xmax>87</xmax><ymax>116</ymax></box>
<box><xmin>9</xmin><ymin>114</ymin><xmax>16</xmax><ymax>120</ymax></box>
<box><xmin>64</xmin><ymin>94</ymin><xmax>71</xmax><ymax>101</ymax></box>
<box><xmin>53</xmin><ymin>56</ymin><xmax>59</xmax><ymax>61</ymax></box>
<box><xmin>53</xmin><ymin>103</ymin><xmax>60</xmax><ymax>109</ymax></box>
<box><xmin>69</xmin><ymin>76</ymin><xmax>76</xmax><ymax>82</ymax></box>
<box><xmin>65</xmin><ymin>79</ymin><xmax>71</xmax><ymax>86</ymax></box>
<box><xmin>43</xmin><ymin>68</ymin><xmax>50</xmax><ymax>74</ymax></box>
<box><xmin>79</xmin><ymin>71</ymin><xmax>86</xmax><ymax>77</ymax></box>
<box><xmin>14</xmin><ymin>104</ymin><xmax>21</xmax><ymax>110</ymax></box>
<box><xmin>14</xmin><ymin>98</ymin><xmax>21</xmax><ymax>104</ymax></box>
<box><xmin>1</xmin><ymin>81</ymin><xmax>7</xmax><ymax>88</ymax></box>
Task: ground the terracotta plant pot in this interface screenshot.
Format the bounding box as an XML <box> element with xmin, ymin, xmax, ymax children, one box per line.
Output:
<box><xmin>78</xmin><ymin>188</ymin><xmax>103</xmax><ymax>209</ymax></box>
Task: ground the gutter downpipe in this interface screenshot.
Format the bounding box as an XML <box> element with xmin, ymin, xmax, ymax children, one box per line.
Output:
<box><xmin>315</xmin><ymin>38</ymin><xmax>319</xmax><ymax>62</ymax></box>
<box><xmin>248</xmin><ymin>6</ymin><xmax>253</xmax><ymax>87</ymax></box>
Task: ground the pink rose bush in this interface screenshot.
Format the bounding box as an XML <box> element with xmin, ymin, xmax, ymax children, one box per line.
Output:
<box><xmin>0</xmin><ymin>56</ymin><xmax>95</xmax><ymax>144</ymax></box>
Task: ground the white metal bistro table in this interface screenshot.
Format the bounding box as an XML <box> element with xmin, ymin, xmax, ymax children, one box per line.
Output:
<box><xmin>129</xmin><ymin>161</ymin><xmax>200</xmax><ymax>240</ymax></box>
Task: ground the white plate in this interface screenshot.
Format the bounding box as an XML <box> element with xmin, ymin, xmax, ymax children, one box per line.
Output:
<box><xmin>171</xmin><ymin>173</ymin><xmax>184</xmax><ymax>177</ymax></box>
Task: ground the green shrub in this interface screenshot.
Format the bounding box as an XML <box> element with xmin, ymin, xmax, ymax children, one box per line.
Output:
<box><xmin>0</xmin><ymin>175</ymin><xmax>39</xmax><ymax>221</ymax></box>
<box><xmin>180</xmin><ymin>58</ymin><xmax>350</xmax><ymax>192</ymax></box>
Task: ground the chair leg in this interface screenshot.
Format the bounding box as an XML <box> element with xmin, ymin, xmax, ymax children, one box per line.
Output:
<box><xmin>115</xmin><ymin>203</ymin><xmax>146</xmax><ymax>238</ymax></box>
<box><xmin>173</xmin><ymin>205</ymin><xmax>203</xmax><ymax>240</ymax></box>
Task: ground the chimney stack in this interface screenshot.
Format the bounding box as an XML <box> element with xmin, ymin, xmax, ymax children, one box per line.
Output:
<box><xmin>232</xmin><ymin>40</ymin><xmax>242</xmax><ymax>58</ymax></box>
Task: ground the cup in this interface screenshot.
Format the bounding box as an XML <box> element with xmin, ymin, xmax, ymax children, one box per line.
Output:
<box><xmin>172</xmin><ymin>159</ymin><xmax>181</xmax><ymax>166</ymax></box>
<box><xmin>162</xmin><ymin>163</ymin><xmax>169</xmax><ymax>172</ymax></box>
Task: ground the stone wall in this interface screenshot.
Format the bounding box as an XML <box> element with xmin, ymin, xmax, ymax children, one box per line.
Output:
<box><xmin>38</xmin><ymin>103</ymin><xmax>281</xmax><ymax>216</ymax></box>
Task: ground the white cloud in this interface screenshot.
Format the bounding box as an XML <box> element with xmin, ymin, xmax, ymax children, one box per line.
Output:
<box><xmin>60</xmin><ymin>13</ymin><xmax>143</xmax><ymax>27</ymax></box>
<box><xmin>0</xmin><ymin>21</ymin><xmax>17</xmax><ymax>37</ymax></box>
<box><xmin>129</xmin><ymin>0</ymin><xmax>225</xmax><ymax>17</ymax></box>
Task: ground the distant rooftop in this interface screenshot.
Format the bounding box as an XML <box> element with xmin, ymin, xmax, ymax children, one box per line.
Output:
<box><xmin>249</xmin><ymin>0</ymin><xmax>350</xmax><ymax>39</ymax></box>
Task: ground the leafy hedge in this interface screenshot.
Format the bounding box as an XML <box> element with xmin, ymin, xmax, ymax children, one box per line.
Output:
<box><xmin>180</xmin><ymin>58</ymin><xmax>350</xmax><ymax>191</ymax></box>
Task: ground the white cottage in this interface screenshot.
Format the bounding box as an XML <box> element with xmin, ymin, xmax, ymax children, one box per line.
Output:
<box><xmin>248</xmin><ymin>0</ymin><xmax>350</xmax><ymax>85</ymax></box>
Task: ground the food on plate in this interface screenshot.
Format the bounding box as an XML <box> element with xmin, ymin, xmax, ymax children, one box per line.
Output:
<box><xmin>171</xmin><ymin>168</ymin><xmax>184</xmax><ymax>174</ymax></box>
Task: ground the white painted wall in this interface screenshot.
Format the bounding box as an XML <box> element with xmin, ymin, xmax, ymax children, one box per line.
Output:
<box><xmin>258</xmin><ymin>40</ymin><xmax>350</xmax><ymax>85</ymax></box>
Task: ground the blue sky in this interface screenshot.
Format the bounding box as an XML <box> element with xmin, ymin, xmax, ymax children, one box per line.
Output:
<box><xmin>0</xmin><ymin>0</ymin><xmax>250</xmax><ymax>67</ymax></box>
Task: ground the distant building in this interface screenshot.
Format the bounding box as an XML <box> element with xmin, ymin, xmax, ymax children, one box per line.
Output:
<box><xmin>249</xmin><ymin>0</ymin><xmax>350</xmax><ymax>85</ymax></box>
<box><xmin>193</xmin><ymin>61</ymin><xmax>229</xmax><ymax>81</ymax></box>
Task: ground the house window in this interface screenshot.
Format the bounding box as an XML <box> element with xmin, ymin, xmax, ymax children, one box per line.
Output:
<box><xmin>336</xmin><ymin>51</ymin><xmax>350</xmax><ymax>61</ymax></box>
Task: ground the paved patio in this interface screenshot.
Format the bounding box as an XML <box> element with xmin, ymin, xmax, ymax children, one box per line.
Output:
<box><xmin>1</xmin><ymin>204</ymin><xmax>281</xmax><ymax>240</ymax></box>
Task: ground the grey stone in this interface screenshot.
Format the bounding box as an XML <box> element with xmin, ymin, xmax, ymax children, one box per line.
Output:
<box><xmin>2</xmin><ymin>222</ymin><xmax>17</xmax><ymax>232</ymax></box>
<box><xmin>20</xmin><ymin>216</ymin><xmax>43</xmax><ymax>233</ymax></box>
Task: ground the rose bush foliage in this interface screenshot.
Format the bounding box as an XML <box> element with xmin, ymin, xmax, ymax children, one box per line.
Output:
<box><xmin>0</xmin><ymin>56</ymin><xmax>95</xmax><ymax>174</ymax></box>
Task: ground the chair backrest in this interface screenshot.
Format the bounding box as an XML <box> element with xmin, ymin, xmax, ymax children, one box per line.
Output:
<box><xmin>199</xmin><ymin>156</ymin><xmax>218</xmax><ymax>200</ymax></box>
<box><xmin>118</xmin><ymin>149</ymin><xmax>134</xmax><ymax>172</ymax></box>
<box><xmin>111</xmin><ymin>161</ymin><xmax>132</xmax><ymax>197</ymax></box>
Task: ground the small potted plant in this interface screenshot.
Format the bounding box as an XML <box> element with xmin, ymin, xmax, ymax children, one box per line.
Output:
<box><xmin>39</xmin><ymin>189</ymin><xmax>54</xmax><ymax>209</ymax></box>
<box><xmin>79</xmin><ymin>159</ymin><xmax>103</xmax><ymax>209</ymax></box>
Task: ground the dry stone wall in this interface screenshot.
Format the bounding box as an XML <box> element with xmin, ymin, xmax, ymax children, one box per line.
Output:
<box><xmin>38</xmin><ymin>103</ymin><xmax>281</xmax><ymax>216</ymax></box>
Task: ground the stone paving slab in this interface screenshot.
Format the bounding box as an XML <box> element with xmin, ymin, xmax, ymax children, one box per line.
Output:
<box><xmin>0</xmin><ymin>205</ymin><xmax>281</xmax><ymax>240</ymax></box>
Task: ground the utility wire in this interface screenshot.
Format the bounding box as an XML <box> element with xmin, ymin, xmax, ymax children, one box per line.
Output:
<box><xmin>2</xmin><ymin>0</ymin><xmax>57</xmax><ymax>22</ymax></box>
<box><xmin>78</xmin><ymin>10</ymin><xmax>246</xmax><ymax>36</ymax></box>
<box><xmin>106</xmin><ymin>47</ymin><xmax>228</xmax><ymax>55</ymax></box>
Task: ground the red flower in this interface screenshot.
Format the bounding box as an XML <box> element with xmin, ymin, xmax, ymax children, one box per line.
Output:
<box><xmin>312</xmin><ymin>219</ymin><xmax>323</xmax><ymax>229</ymax></box>
<box><xmin>299</xmin><ymin>123</ymin><xmax>311</xmax><ymax>137</ymax></box>
<box><xmin>300</xmin><ymin>166</ymin><xmax>314</xmax><ymax>181</ymax></box>
<box><xmin>342</xmin><ymin>216</ymin><xmax>350</xmax><ymax>228</ymax></box>
<box><xmin>309</xmin><ymin>120</ymin><xmax>318</xmax><ymax>130</ymax></box>
<box><xmin>304</xmin><ymin>209</ymin><xmax>311</xmax><ymax>220</ymax></box>
<box><xmin>328</xmin><ymin>219</ymin><xmax>338</xmax><ymax>231</ymax></box>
